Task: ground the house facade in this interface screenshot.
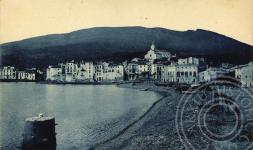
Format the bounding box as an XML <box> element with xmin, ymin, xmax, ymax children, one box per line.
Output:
<box><xmin>0</xmin><ymin>66</ymin><xmax>16</xmax><ymax>79</ymax></box>
<box><xmin>178</xmin><ymin>57</ymin><xmax>200</xmax><ymax>65</ymax></box>
<box><xmin>46</xmin><ymin>65</ymin><xmax>63</xmax><ymax>81</ymax></box>
<box><xmin>161</xmin><ymin>65</ymin><xmax>176</xmax><ymax>83</ymax></box>
<box><xmin>125</xmin><ymin>62</ymin><xmax>139</xmax><ymax>80</ymax></box>
<box><xmin>77</xmin><ymin>62</ymin><xmax>94</xmax><ymax>81</ymax></box>
<box><xmin>17</xmin><ymin>71</ymin><xmax>36</xmax><ymax>80</ymax></box>
<box><xmin>234</xmin><ymin>62</ymin><xmax>253</xmax><ymax>87</ymax></box>
<box><xmin>103</xmin><ymin>64</ymin><xmax>124</xmax><ymax>81</ymax></box>
<box><xmin>64</xmin><ymin>61</ymin><xmax>79</xmax><ymax>82</ymax></box>
<box><xmin>199</xmin><ymin>67</ymin><xmax>227</xmax><ymax>83</ymax></box>
<box><xmin>162</xmin><ymin>64</ymin><xmax>198</xmax><ymax>84</ymax></box>
<box><xmin>176</xmin><ymin>64</ymin><xmax>198</xmax><ymax>84</ymax></box>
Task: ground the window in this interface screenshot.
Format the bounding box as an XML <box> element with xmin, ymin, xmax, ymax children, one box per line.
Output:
<box><xmin>185</xmin><ymin>72</ymin><xmax>188</xmax><ymax>77</ymax></box>
<box><xmin>177</xmin><ymin>72</ymin><xmax>180</xmax><ymax>77</ymax></box>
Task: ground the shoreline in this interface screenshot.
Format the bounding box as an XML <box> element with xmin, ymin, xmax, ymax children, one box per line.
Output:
<box><xmin>91</xmin><ymin>83</ymin><xmax>181</xmax><ymax>150</ymax></box>
<box><xmin>93</xmin><ymin>83</ymin><xmax>253</xmax><ymax>150</ymax></box>
<box><xmin>0</xmin><ymin>80</ymin><xmax>123</xmax><ymax>85</ymax></box>
<box><xmin>117</xmin><ymin>82</ymin><xmax>171</xmax><ymax>96</ymax></box>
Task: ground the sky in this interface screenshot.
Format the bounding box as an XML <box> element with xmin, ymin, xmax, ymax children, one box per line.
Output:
<box><xmin>0</xmin><ymin>0</ymin><xmax>252</xmax><ymax>45</ymax></box>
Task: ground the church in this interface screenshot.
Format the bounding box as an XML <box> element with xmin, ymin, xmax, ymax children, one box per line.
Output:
<box><xmin>144</xmin><ymin>42</ymin><xmax>175</xmax><ymax>62</ymax></box>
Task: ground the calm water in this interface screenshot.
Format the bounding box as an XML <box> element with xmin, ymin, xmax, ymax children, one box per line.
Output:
<box><xmin>0</xmin><ymin>82</ymin><xmax>161</xmax><ymax>150</ymax></box>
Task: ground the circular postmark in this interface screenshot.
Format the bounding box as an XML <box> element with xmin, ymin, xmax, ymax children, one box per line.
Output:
<box><xmin>176</xmin><ymin>76</ymin><xmax>253</xmax><ymax>150</ymax></box>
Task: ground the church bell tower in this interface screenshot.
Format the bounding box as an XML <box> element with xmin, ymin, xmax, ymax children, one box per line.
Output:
<box><xmin>150</xmin><ymin>41</ymin><xmax>155</xmax><ymax>51</ymax></box>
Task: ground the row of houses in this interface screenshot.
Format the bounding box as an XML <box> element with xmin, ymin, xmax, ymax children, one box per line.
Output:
<box><xmin>46</xmin><ymin>43</ymin><xmax>203</xmax><ymax>84</ymax></box>
<box><xmin>45</xmin><ymin>43</ymin><xmax>253</xmax><ymax>87</ymax></box>
<box><xmin>197</xmin><ymin>62</ymin><xmax>253</xmax><ymax>87</ymax></box>
<box><xmin>2</xmin><ymin>43</ymin><xmax>252</xmax><ymax>87</ymax></box>
<box><xmin>0</xmin><ymin>66</ymin><xmax>36</xmax><ymax>81</ymax></box>
<box><xmin>129</xmin><ymin>43</ymin><xmax>253</xmax><ymax>87</ymax></box>
<box><xmin>46</xmin><ymin>61</ymin><xmax>124</xmax><ymax>82</ymax></box>
<box><xmin>124</xmin><ymin>58</ymin><xmax>200</xmax><ymax>83</ymax></box>
<box><xmin>123</xmin><ymin>44</ymin><xmax>203</xmax><ymax>84</ymax></box>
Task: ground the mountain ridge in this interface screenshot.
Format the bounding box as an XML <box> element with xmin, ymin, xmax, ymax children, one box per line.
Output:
<box><xmin>0</xmin><ymin>26</ymin><xmax>252</xmax><ymax>68</ymax></box>
<box><xmin>1</xmin><ymin>27</ymin><xmax>251</xmax><ymax>46</ymax></box>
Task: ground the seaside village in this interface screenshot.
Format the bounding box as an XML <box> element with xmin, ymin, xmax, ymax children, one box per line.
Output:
<box><xmin>0</xmin><ymin>43</ymin><xmax>253</xmax><ymax>87</ymax></box>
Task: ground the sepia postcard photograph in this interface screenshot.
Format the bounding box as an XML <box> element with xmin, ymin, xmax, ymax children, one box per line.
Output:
<box><xmin>0</xmin><ymin>0</ymin><xmax>252</xmax><ymax>149</ymax></box>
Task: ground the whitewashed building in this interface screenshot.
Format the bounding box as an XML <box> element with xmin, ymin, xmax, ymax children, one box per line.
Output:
<box><xmin>199</xmin><ymin>67</ymin><xmax>227</xmax><ymax>83</ymax></box>
<box><xmin>46</xmin><ymin>65</ymin><xmax>62</xmax><ymax>81</ymax></box>
<box><xmin>161</xmin><ymin>65</ymin><xmax>177</xmax><ymax>83</ymax></box>
<box><xmin>0</xmin><ymin>66</ymin><xmax>17</xmax><ymax>79</ymax></box>
<box><xmin>64</xmin><ymin>61</ymin><xmax>78</xmax><ymax>82</ymax></box>
<box><xmin>150</xmin><ymin>63</ymin><xmax>164</xmax><ymax>80</ymax></box>
<box><xmin>178</xmin><ymin>57</ymin><xmax>200</xmax><ymax>65</ymax></box>
<box><xmin>93</xmin><ymin>62</ymin><xmax>124</xmax><ymax>82</ymax></box>
<box><xmin>17</xmin><ymin>71</ymin><xmax>36</xmax><ymax>80</ymax></box>
<box><xmin>77</xmin><ymin>62</ymin><xmax>94</xmax><ymax>81</ymax></box>
<box><xmin>94</xmin><ymin>62</ymin><xmax>104</xmax><ymax>82</ymax></box>
<box><xmin>162</xmin><ymin>64</ymin><xmax>198</xmax><ymax>84</ymax></box>
<box><xmin>0</xmin><ymin>66</ymin><xmax>37</xmax><ymax>81</ymax></box>
<box><xmin>104</xmin><ymin>64</ymin><xmax>124</xmax><ymax>81</ymax></box>
<box><xmin>125</xmin><ymin>61</ymin><xmax>165</xmax><ymax>81</ymax></box>
<box><xmin>126</xmin><ymin>62</ymin><xmax>139</xmax><ymax>80</ymax></box>
<box><xmin>137</xmin><ymin>63</ymin><xmax>149</xmax><ymax>74</ymax></box>
<box><xmin>234</xmin><ymin>62</ymin><xmax>253</xmax><ymax>87</ymax></box>
<box><xmin>46</xmin><ymin>61</ymin><xmax>79</xmax><ymax>82</ymax></box>
<box><xmin>176</xmin><ymin>64</ymin><xmax>198</xmax><ymax>84</ymax></box>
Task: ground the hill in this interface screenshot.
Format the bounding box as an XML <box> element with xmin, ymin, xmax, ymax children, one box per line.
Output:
<box><xmin>0</xmin><ymin>26</ymin><xmax>252</xmax><ymax>68</ymax></box>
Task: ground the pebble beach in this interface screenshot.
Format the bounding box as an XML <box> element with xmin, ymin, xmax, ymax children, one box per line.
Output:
<box><xmin>93</xmin><ymin>83</ymin><xmax>253</xmax><ymax>150</ymax></box>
